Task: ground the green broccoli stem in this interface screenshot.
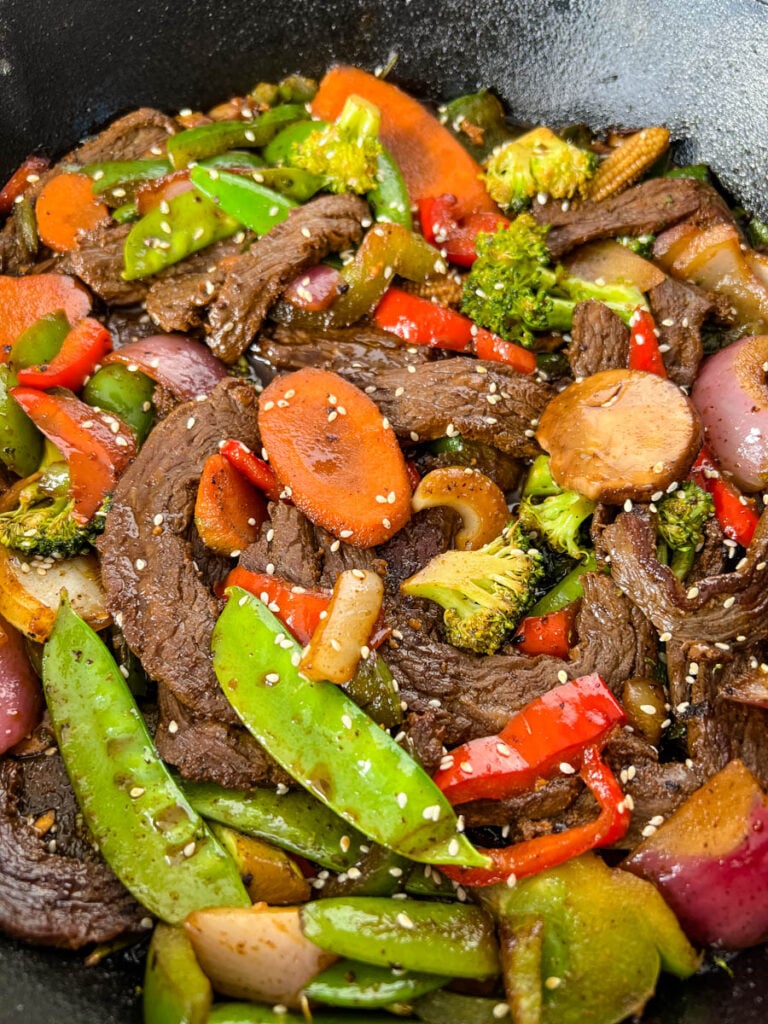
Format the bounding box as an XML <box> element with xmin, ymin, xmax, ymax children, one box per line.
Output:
<box><xmin>522</xmin><ymin>455</ymin><xmax>562</xmax><ymax>498</ymax></box>
<box><xmin>670</xmin><ymin>547</ymin><xmax>695</xmax><ymax>581</ymax></box>
<box><xmin>337</xmin><ymin>94</ymin><xmax>381</xmax><ymax>143</ymax></box>
<box><xmin>529</xmin><ymin>551</ymin><xmax>598</xmax><ymax>616</ymax></box>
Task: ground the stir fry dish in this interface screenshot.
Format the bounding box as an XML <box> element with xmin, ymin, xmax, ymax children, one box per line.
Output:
<box><xmin>1</xmin><ymin>63</ymin><xmax>768</xmax><ymax>1024</ymax></box>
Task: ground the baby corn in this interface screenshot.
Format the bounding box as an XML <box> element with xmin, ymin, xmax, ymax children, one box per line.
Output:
<box><xmin>588</xmin><ymin>127</ymin><xmax>670</xmax><ymax>202</ymax></box>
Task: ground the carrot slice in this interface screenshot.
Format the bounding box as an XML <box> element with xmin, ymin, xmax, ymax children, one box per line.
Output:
<box><xmin>0</xmin><ymin>274</ymin><xmax>91</xmax><ymax>358</ymax></box>
<box><xmin>311</xmin><ymin>66</ymin><xmax>497</xmax><ymax>219</ymax></box>
<box><xmin>195</xmin><ymin>454</ymin><xmax>268</xmax><ymax>555</ymax></box>
<box><xmin>258</xmin><ymin>367</ymin><xmax>411</xmax><ymax>548</ymax></box>
<box><xmin>35</xmin><ymin>173</ymin><xmax>110</xmax><ymax>252</ymax></box>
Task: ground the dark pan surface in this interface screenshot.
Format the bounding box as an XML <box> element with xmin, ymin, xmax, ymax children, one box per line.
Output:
<box><xmin>1</xmin><ymin>0</ymin><xmax>768</xmax><ymax>1020</ymax></box>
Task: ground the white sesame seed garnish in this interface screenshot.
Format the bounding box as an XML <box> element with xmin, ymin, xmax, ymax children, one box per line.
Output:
<box><xmin>492</xmin><ymin>1003</ymin><xmax>510</xmax><ymax>1019</ymax></box>
<box><xmin>544</xmin><ymin>977</ymin><xmax>562</xmax><ymax>990</ymax></box>
<box><xmin>557</xmin><ymin>670</ymin><xmax>568</xmax><ymax>684</ymax></box>
<box><xmin>686</xmin><ymin>585</ymin><xmax>699</xmax><ymax>599</ymax></box>
<box><xmin>641</xmin><ymin>824</ymin><xmax>658</xmax><ymax>838</ymax></box>
<box><xmin>129</xmin><ymin>787</ymin><xmax>145</xmax><ymax>799</ymax></box>
<box><xmin>396</xmin><ymin>792</ymin><xmax>408</xmax><ymax>808</ymax></box>
<box><xmin>396</xmin><ymin>912</ymin><xmax>415</xmax><ymax>929</ymax></box>
<box><xmin>183</xmin><ymin>841</ymin><xmax>196</xmax><ymax>858</ymax></box>
<box><xmin>341</xmin><ymin>714</ymin><xmax>353</xmax><ymax>729</ymax></box>
<box><xmin>265</xmin><ymin>672</ymin><xmax>280</xmax><ymax>685</ymax></box>
<box><xmin>186</xmin><ymin>416</ymin><xmax>196</xmax><ymax>429</ymax></box>
<box><xmin>134</xmin><ymin>558</ymin><xmax>147</xmax><ymax>571</ymax></box>
<box><xmin>559</xmin><ymin>762</ymin><xmax>576</xmax><ymax>775</ymax></box>
<box><xmin>640</xmin><ymin>704</ymin><xmax>658</xmax><ymax>715</ymax></box>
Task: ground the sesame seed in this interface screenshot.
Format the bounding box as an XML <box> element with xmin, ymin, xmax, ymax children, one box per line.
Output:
<box><xmin>423</xmin><ymin>804</ymin><xmax>441</xmax><ymax>821</ymax></box>
<box><xmin>659</xmin><ymin>631</ymin><xmax>672</xmax><ymax>642</ymax></box>
<box><xmin>330</xmin><ymin>540</ymin><xmax>340</xmax><ymax>552</ymax></box>
<box><xmin>276</xmin><ymin>783</ymin><xmax>289</xmax><ymax>795</ymax></box>
<box><xmin>301</xmin><ymin>227</ymin><xmax>312</xmax><ymax>238</ymax></box>
<box><xmin>330</xmin><ymin>638</ymin><xmax>341</xmax><ymax>652</ymax></box>
<box><xmin>650</xmin><ymin>815</ymin><xmax>665</xmax><ymax>827</ymax></box>
<box><xmin>134</xmin><ymin>559</ymin><xmax>147</xmax><ymax>571</ymax></box>
<box><xmin>129</xmin><ymin>787</ymin><xmax>145</xmax><ymax>799</ymax></box>
<box><xmin>396</xmin><ymin>792</ymin><xmax>408</xmax><ymax>808</ymax></box>
<box><xmin>448</xmin><ymin>838</ymin><xmax>460</xmax><ymax>856</ymax></box>
<box><xmin>396</xmin><ymin>912</ymin><xmax>415</xmax><ymax>929</ymax></box>
<box><xmin>340</xmin><ymin>529</ymin><xmax>353</xmax><ymax>539</ymax></box>
<box><xmin>492</xmin><ymin>1003</ymin><xmax>510</xmax><ymax>1019</ymax></box>
<box><xmin>623</xmin><ymin>499</ymin><xmax>633</xmax><ymax>512</ymax></box>
<box><xmin>186</xmin><ymin>416</ymin><xmax>196</xmax><ymax>429</ymax></box>
<box><xmin>641</xmin><ymin>824</ymin><xmax>658</xmax><ymax>838</ymax></box>
<box><xmin>265</xmin><ymin>672</ymin><xmax>280</xmax><ymax>684</ymax></box>
<box><xmin>559</xmin><ymin>762</ymin><xmax>576</xmax><ymax>775</ymax></box>
<box><xmin>557</xmin><ymin>670</ymin><xmax>568</xmax><ymax>684</ymax></box>
<box><xmin>183</xmin><ymin>841</ymin><xmax>196</xmax><ymax>858</ymax></box>
<box><xmin>544</xmin><ymin>977</ymin><xmax>562</xmax><ymax>990</ymax></box>
<box><xmin>723</xmin><ymin>596</ymin><xmax>735</xmax><ymax>608</ymax></box>
<box><xmin>153</xmin><ymin>513</ymin><xmax>164</xmax><ymax>526</ymax></box>
<box><xmin>341</xmin><ymin>714</ymin><xmax>353</xmax><ymax>729</ymax></box>
<box><xmin>686</xmin><ymin>585</ymin><xmax>699</xmax><ymax>599</ymax></box>
<box><xmin>640</xmin><ymin>704</ymin><xmax>658</xmax><ymax>715</ymax></box>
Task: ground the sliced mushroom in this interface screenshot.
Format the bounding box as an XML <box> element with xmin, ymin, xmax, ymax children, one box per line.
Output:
<box><xmin>411</xmin><ymin>467</ymin><xmax>510</xmax><ymax>550</ymax></box>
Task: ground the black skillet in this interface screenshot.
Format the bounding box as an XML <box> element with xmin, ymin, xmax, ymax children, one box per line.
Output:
<box><xmin>1</xmin><ymin>0</ymin><xmax>767</xmax><ymax>1019</ymax></box>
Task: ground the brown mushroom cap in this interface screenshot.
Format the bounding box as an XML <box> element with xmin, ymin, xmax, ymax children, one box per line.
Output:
<box><xmin>535</xmin><ymin>369</ymin><xmax>702</xmax><ymax>503</ymax></box>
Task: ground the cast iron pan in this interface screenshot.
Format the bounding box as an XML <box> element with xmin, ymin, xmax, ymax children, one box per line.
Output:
<box><xmin>1</xmin><ymin>0</ymin><xmax>767</xmax><ymax>1019</ymax></box>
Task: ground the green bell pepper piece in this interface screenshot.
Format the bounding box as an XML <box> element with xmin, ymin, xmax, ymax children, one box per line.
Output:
<box><xmin>14</xmin><ymin>198</ymin><xmax>38</xmax><ymax>263</ymax></box>
<box><xmin>442</xmin><ymin>89</ymin><xmax>518</xmax><ymax>163</ymax></box>
<box><xmin>82</xmin><ymin>363</ymin><xmax>156</xmax><ymax>444</ymax></box>
<box><xmin>143</xmin><ymin>922</ymin><xmax>212</xmax><ymax>1024</ymax></box>
<box><xmin>342</xmin><ymin>652</ymin><xmax>403</xmax><ymax>729</ymax></box>
<box><xmin>213</xmin><ymin>589</ymin><xmax>488</xmax><ymax>869</ymax></box>
<box><xmin>415</xmin><ymin>990</ymin><xmax>510</xmax><ymax>1024</ymax></box>
<box><xmin>367</xmin><ymin>148</ymin><xmax>412</xmax><ymax>229</ymax></box>
<box><xmin>529</xmin><ymin>551</ymin><xmax>599</xmax><ymax>616</ymax></box>
<box><xmin>499</xmin><ymin>915</ymin><xmax>544</xmax><ymax>1024</ymax></box>
<box><xmin>300</xmin><ymin>896</ymin><xmax>500</xmax><ymax>979</ymax></box>
<box><xmin>123</xmin><ymin>189</ymin><xmax>240</xmax><ymax>280</ymax></box>
<box><xmin>42</xmin><ymin>598</ymin><xmax>250</xmax><ymax>922</ymax></box>
<box><xmin>168</xmin><ymin>105</ymin><xmax>307</xmax><ymax>168</ymax></box>
<box><xmin>112</xmin><ymin>201</ymin><xmax>139</xmax><ymax>224</ymax></box>
<box><xmin>80</xmin><ymin>158</ymin><xmax>172</xmax><ymax>197</ymax></box>
<box><xmin>208</xmin><ymin>1006</ymin><xmax>393</xmax><ymax>1024</ymax></box>
<box><xmin>304</xmin><ymin>958</ymin><xmax>445</xmax><ymax>1008</ymax></box>
<box><xmin>9</xmin><ymin>309</ymin><xmax>70</xmax><ymax>371</ymax></box>
<box><xmin>481</xmin><ymin>853</ymin><xmax>701</xmax><ymax>1024</ymax></box>
<box><xmin>0</xmin><ymin>364</ymin><xmax>43</xmax><ymax>477</ymax></box>
<box><xmin>179</xmin><ymin>776</ymin><xmax>368</xmax><ymax>871</ymax></box>
<box><xmin>189</xmin><ymin>166</ymin><xmax>296</xmax><ymax>234</ymax></box>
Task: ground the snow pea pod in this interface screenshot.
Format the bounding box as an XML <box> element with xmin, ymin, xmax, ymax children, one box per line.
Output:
<box><xmin>143</xmin><ymin>923</ymin><xmax>212</xmax><ymax>1024</ymax></box>
<box><xmin>208</xmin><ymin>1006</ymin><xmax>393</xmax><ymax>1024</ymax></box>
<box><xmin>200</xmin><ymin>154</ymin><xmax>324</xmax><ymax>201</ymax></box>
<box><xmin>189</xmin><ymin>166</ymin><xmax>296</xmax><ymax>234</ymax></box>
<box><xmin>179</xmin><ymin>775</ymin><xmax>368</xmax><ymax>871</ymax></box>
<box><xmin>42</xmin><ymin>598</ymin><xmax>250</xmax><ymax>922</ymax></box>
<box><xmin>80</xmin><ymin>158</ymin><xmax>172</xmax><ymax>197</ymax></box>
<box><xmin>414</xmin><ymin>990</ymin><xmax>508</xmax><ymax>1024</ymax></box>
<box><xmin>368</xmin><ymin>148</ymin><xmax>412</xmax><ymax>229</ymax></box>
<box><xmin>168</xmin><ymin>105</ymin><xmax>307</xmax><ymax>168</ymax></box>
<box><xmin>212</xmin><ymin>589</ymin><xmax>489</xmax><ymax>869</ymax></box>
<box><xmin>303</xmin><ymin>958</ymin><xmax>445</xmax><ymax>1008</ymax></box>
<box><xmin>263</xmin><ymin>119</ymin><xmax>319</xmax><ymax>166</ymax></box>
<box><xmin>123</xmin><ymin>189</ymin><xmax>240</xmax><ymax>280</ymax></box>
<box><xmin>300</xmin><ymin>896</ymin><xmax>500</xmax><ymax>978</ymax></box>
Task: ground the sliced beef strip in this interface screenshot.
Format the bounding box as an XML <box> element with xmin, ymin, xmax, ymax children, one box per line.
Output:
<box><xmin>567</xmin><ymin>300</ymin><xmax>630</xmax><ymax>378</ymax></box>
<box><xmin>207</xmin><ymin>194</ymin><xmax>369</xmax><ymax>363</ymax></box>
<box><xmin>106</xmin><ymin>307</ymin><xmax>163</xmax><ymax>349</ymax></box>
<box><xmin>346</xmin><ymin>357</ymin><xmax>553</xmax><ymax>459</ymax></box>
<box><xmin>59</xmin><ymin>221</ymin><xmax>147</xmax><ymax>306</ymax></box>
<box><xmin>648</xmin><ymin>276</ymin><xmax>714</xmax><ymax>387</ymax></box>
<box><xmin>603</xmin><ymin>508</ymin><xmax>768</xmax><ymax>646</ymax></box>
<box><xmin>376</xmin><ymin>507</ymin><xmax>458</xmax><ymax>594</ymax></box>
<box><xmin>62</xmin><ymin>107</ymin><xmax>176</xmax><ymax>167</ymax></box>
<box><xmin>533</xmin><ymin>178</ymin><xmax>706</xmax><ymax>259</ymax></box>
<box><xmin>385</xmin><ymin>571</ymin><xmax>657</xmax><ymax>746</ymax></box>
<box><xmin>98</xmin><ymin>377</ymin><xmax>260</xmax><ymax>722</ymax></box>
<box><xmin>0</xmin><ymin>759</ymin><xmax>145</xmax><ymax>949</ymax></box>
<box><xmin>461</xmin><ymin>776</ymin><xmax>583</xmax><ymax>836</ymax></box>
<box><xmin>399</xmin><ymin>709</ymin><xmax>449</xmax><ymax>774</ymax></box>
<box><xmin>689</xmin><ymin>513</ymin><xmax>728</xmax><ymax>582</ymax></box>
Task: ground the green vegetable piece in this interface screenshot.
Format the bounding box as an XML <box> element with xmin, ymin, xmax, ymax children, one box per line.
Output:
<box><xmin>342</xmin><ymin>652</ymin><xmax>403</xmax><ymax>729</ymax></box>
<box><xmin>322</xmin><ymin>844</ymin><xmax>409</xmax><ymax>898</ymax></box>
<box><xmin>656</xmin><ymin>480</ymin><xmax>714</xmax><ymax>581</ymax></box>
<box><xmin>0</xmin><ymin>364</ymin><xmax>43</xmax><ymax>477</ymax></box>
<box><xmin>442</xmin><ymin>89</ymin><xmax>518</xmax><ymax>163</ymax></box>
<box><xmin>404</xmin><ymin>861</ymin><xmax>459</xmax><ymax>898</ymax></box>
<box><xmin>168</xmin><ymin>105</ymin><xmax>307</xmax><ymax>168</ymax></box>
<box><xmin>0</xmin><ymin>467</ymin><xmax>105</xmax><ymax>558</ymax></box>
<box><xmin>665</xmin><ymin>163</ymin><xmax>711</xmax><ymax>183</ymax></box>
<box><xmin>208</xmin><ymin>1005</ymin><xmax>394</xmax><ymax>1024</ymax></box>
<box><xmin>80</xmin><ymin>158</ymin><xmax>172</xmax><ymax>197</ymax></box>
<box><xmin>615</xmin><ymin>233</ymin><xmax>656</xmax><ymax>257</ymax></box>
<box><xmin>518</xmin><ymin>490</ymin><xmax>596</xmax><ymax>560</ymax></box>
<box><xmin>143</xmin><ymin>922</ymin><xmax>212</xmax><ymax>1024</ymax></box>
<box><xmin>367</xmin><ymin>147</ymin><xmax>412</xmax><ymax>228</ymax></box>
<box><xmin>9</xmin><ymin>309</ymin><xmax>71</xmax><ymax>371</ymax></box>
<box><xmin>748</xmin><ymin>217</ymin><xmax>768</xmax><ymax>249</ymax></box>
<box><xmin>499</xmin><ymin>915</ymin><xmax>544</xmax><ymax>1024</ymax></box>
<box><xmin>189</xmin><ymin>166</ymin><xmax>296</xmax><ymax>234</ymax></box>
<box><xmin>200</xmin><ymin>155</ymin><xmax>325</xmax><ymax>201</ymax></box>
<box><xmin>301</xmin><ymin>897</ymin><xmax>500</xmax><ymax>979</ymax></box>
<box><xmin>42</xmin><ymin>598</ymin><xmax>250</xmax><ymax>922</ymax></box>
<box><xmin>529</xmin><ymin>551</ymin><xmax>598</xmax><ymax>616</ymax></box>
<box><xmin>290</xmin><ymin>95</ymin><xmax>383</xmax><ymax>194</ymax></box>
<box><xmin>14</xmin><ymin>198</ymin><xmax>38</xmax><ymax>263</ymax></box>
<box><xmin>112</xmin><ymin>201</ymin><xmax>139</xmax><ymax>224</ymax></box>
<box><xmin>523</xmin><ymin>455</ymin><xmax>563</xmax><ymax>499</ymax></box>
<box><xmin>483</xmin><ymin>853</ymin><xmax>701</xmax><ymax>1024</ymax></box>
<box><xmin>123</xmin><ymin>189</ymin><xmax>240</xmax><ymax>280</ymax></box>
<box><xmin>276</xmin><ymin>74</ymin><xmax>317</xmax><ymax>104</ymax></box>
<box><xmin>304</xmin><ymin>958</ymin><xmax>445</xmax><ymax>1008</ymax></box>
<box><xmin>82</xmin><ymin>363</ymin><xmax>155</xmax><ymax>443</ymax></box>
<box><xmin>263</xmin><ymin>120</ymin><xmax>321</xmax><ymax>166</ymax></box>
<box><xmin>414</xmin><ymin>990</ymin><xmax>508</xmax><ymax>1024</ymax></box>
<box><xmin>212</xmin><ymin>589</ymin><xmax>488</xmax><ymax>868</ymax></box>
<box><xmin>179</xmin><ymin>776</ymin><xmax>368</xmax><ymax>871</ymax></box>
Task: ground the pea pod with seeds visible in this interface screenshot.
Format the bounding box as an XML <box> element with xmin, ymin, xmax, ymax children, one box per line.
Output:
<box><xmin>189</xmin><ymin>166</ymin><xmax>297</xmax><ymax>235</ymax></box>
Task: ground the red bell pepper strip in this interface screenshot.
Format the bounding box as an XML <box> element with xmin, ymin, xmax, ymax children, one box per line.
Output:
<box><xmin>374</xmin><ymin>287</ymin><xmax>473</xmax><ymax>351</ymax></box>
<box><xmin>15</xmin><ymin>317</ymin><xmax>112</xmax><ymax>391</ymax></box>
<box><xmin>405</xmin><ymin>459</ymin><xmax>421</xmax><ymax>493</ymax></box>
<box><xmin>433</xmin><ymin>674</ymin><xmax>625</xmax><ymax>806</ymax></box>
<box><xmin>220</xmin><ymin>438</ymin><xmax>282</xmax><ymax>502</ymax></box>
<box><xmin>221</xmin><ymin>567</ymin><xmax>331</xmax><ymax>645</ymax></box>
<box><xmin>472</xmin><ymin>327</ymin><xmax>537</xmax><ymax>375</ymax></box>
<box><xmin>0</xmin><ymin>156</ymin><xmax>49</xmax><ymax>217</ymax></box>
<box><xmin>628</xmin><ymin>307</ymin><xmax>667</xmax><ymax>377</ymax></box>
<box><xmin>419</xmin><ymin>194</ymin><xmax>509</xmax><ymax>267</ymax></box>
<box><xmin>689</xmin><ymin>447</ymin><xmax>759</xmax><ymax>547</ymax></box>
<box><xmin>440</xmin><ymin>745</ymin><xmax>630</xmax><ymax>886</ymax></box>
<box><xmin>9</xmin><ymin>387</ymin><xmax>136</xmax><ymax>522</ymax></box>
<box><xmin>513</xmin><ymin>604</ymin><xmax>577</xmax><ymax>659</ymax></box>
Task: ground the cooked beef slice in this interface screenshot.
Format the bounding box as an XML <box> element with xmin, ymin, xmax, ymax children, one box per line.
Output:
<box><xmin>63</xmin><ymin>107</ymin><xmax>176</xmax><ymax>166</ymax></box>
<box><xmin>648</xmin><ymin>276</ymin><xmax>714</xmax><ymax>387</ymax></box>
<box><xmin>106</xmin><ymin>307</ymin><xmax>163</xmax><ymax>349</ymax></box>
<box><xmin>0</xmin><ymin>759</ymin><xmax>144</xmax><ymax>949</ymax></box>
<box><xmin>98</xmin><ymin>377</ymin><xmax>260</xmax><ymax>722</ymax></box>
<box><xmin>400</xmin><ymin>709</ymin><xmax>449</xmax><ymax>774</ymax></box>
<box><xmin>207</xmin><ymin>194</ymin><xmax>369</xmax><ymax>362</ymax></box>
<box><xmin>59</xmin><ymin>221</ymin><xmax>147</xmax><ymax>306</ymax></box>
<box><xmin>377</xmin><ymin>507</ymin><xmax>458</xmax><ymax>593</ymax></box>
<box><xmin>567</xmin><ymin>300</ymin><xmax>630</xmax><ymax>377</ymax></box>
<box><xmin>345</xmin><ymin>357</ymin><xmax>553</xmax><ymax>458</ymax></box>
<box><xmin>385</xmin><ymin>572</ymin><xmax>657</xmax><ymax>746</ymax></box>
<box><xmin>688</xmin><ymin>514</ymin><xmax>728</xmax><ymax>582</ymax></box>
<box><xmin>533</xmin><ymin>178</ymin><xmax>705</xmax><ymax>258</ymax></box>
<box><xmin>603</xmin><ymin>508</ymin><xmax>768</xmax><ymax>646</ymax></box>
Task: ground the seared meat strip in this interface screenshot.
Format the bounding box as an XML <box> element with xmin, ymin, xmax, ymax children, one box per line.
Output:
<box><xmin>59</xmin><ymin>221</ymin><xmax>147</xmax><ymax>306</ymax></box>
<box><xmin>648</xmin><ymin>277</ymin><xmax>714</xmax><ymax>387</ymax></box>
<box><xmin>567</xmin><ymin>300</ymin><xmax>630</xmax><ymax>378</ymax></box>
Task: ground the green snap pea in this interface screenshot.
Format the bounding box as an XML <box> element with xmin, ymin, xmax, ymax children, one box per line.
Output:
<box><xmin>0</xmin><ymin>364</ymin><xmax>43</xmax><ymax>477</ymax></box>
<box><xmin>366</xmin><ymin>147</ymin><xmax>412</xmax><ymax>228</ymax></box>
<box><xmin>143</xmin><ymin>923</ymin><xmax>212</xmax><ymax>1024</ymax></box>
<box><xmin>14</xmin><ymin>198</ymin><xmax>38</xmax><ymax>263</ymax></box>
<box><xmin>82</xmin><ymin>363</ymin><xmax>155</xmax><ymax>443</ymax></box>
<box><xmin>123</xmin><ymin>189</ymin><xmax>240</xmax><ymax>280</ymax></box>
<box><xmin>442</xmin><ymin>89</ymin><xmax>518</xmax><ymax>163</ymax></box>
<box><xmin>189</xmin><ymin>166</ymin><xmax>296</xmax><ymax>234</ymax></box>
<box><xmin>9</xmin><ymin>309</ymin><xmax>70</xmax><ymax>371</ymax></box>
<box><xmin>303</xmin><ymin>958</ymin><xmax>445</xmax><ymax>1008</ymax></box>
<box><xmin>112</xmin><ymin>201</ymin><xmax>139</xmax><ymax>224</ymax></box>
<box><xmin>321</xmin><ymin>844</ymin><xmax>409</xmax><ymax>898</ymax></box>
<box><xmin>300</xmin><ymin>897</ymin><xmax>500</xmax><ymax>978</ymax></box>
<box><xmin>42</xmin><ymin>598</ymin><xmax>249</xmax><ymax>922</ymax></box>
<box><xmin>208</xmin><ymin>1006</ymin><xmax>394</xmax><ymax>1024</ymax></box>
<box><xmin>179</xmin><ymin>776</ymin><xmax>368</xmax><ymax>871</ymax></box>
<box><xmin>200</xmin><ymin>156</ymin><xmax>324</xmax><ymax>202</ymax></box>
<box><xmin>213</xmin><ymin>589</ymin><xmax>488</xmax><ymax>869</ymax></box>
<box><xmin>168</xmin><ymin>105</ymin><xmax>307</xmax><ymax>168</ymax></box>
<box><xmin>529</xmin><ymin>551</ymin><xmax>599</xmax><ymax>616</ymax></box>
<box><xmin>414</xmin><ymin>990</ymin><xmax>509</xmax><ymax>1024</ymax></box>
<box><xmin>263</xmin><ymin>119</ymin><xmax>319</xmax><ymax>166</ymax></box>
<box><xmin>80</xmin><ymin>159</ymin><xmax>172</xmax><ymax>197</ymax></box>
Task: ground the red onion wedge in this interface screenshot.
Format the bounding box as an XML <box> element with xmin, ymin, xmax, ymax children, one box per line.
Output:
<box><xmin>104</xmin><ymin>334</ymin><xmax>228</xmax><ymax>401</ymax></box>
<box><xmin>691</xmin><ymin>334</ymin><xmax>768</xmax><ymax>492</ymax></box>
<box><xmin>0</xmin><ymin>612</ymin><xmax>41</xmax><ymax>754</ymax></box>
<box><xmin>284</xmin><ymin>264</ymin><xmax>345</xmax><ymax>312</ymax></box>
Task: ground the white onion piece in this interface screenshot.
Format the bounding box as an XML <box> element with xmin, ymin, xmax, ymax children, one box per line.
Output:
<box><xmin>563</xmin><ymin>239</ymin><xmax>665</xmax><ymax>293</ymax></box>
<box><xmin>0</xmin><ymin>613</ymin><xmax>41</xmax><ymax>753</ymax></box>
<box><xmin>691</xmin><ymin>335</ymin><xmax>768</xmax><ymax>492</ymax></box>
<box><xmin>185</xmin><ymin>904</ymin><xmax>335</xmax><ymax>1009</ymax></box>
<box><xmin>104</xmin><ymin>334</ymin><xmax>228</xmax><ymax>400</ymax></box>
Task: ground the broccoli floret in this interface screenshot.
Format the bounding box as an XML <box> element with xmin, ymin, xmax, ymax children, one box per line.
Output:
<box><xmin>0</xmin><ymin>466</ymin><xmax>107</xmax><ymax>559</ymax></box>
<box><xmin>290</xmin><ymin>94</ymin><xmax>383</xmax><ymax>194</ymax></box>
<box><xmin>400</xmin><ymin>522</ymin><xmax>543</xmax><ymax>655</ymax></box>
<box><xmin>461</xmin><ymin>213</ymin><xmax>646</xmax><ymax>346</ymax></box>
<box><xmin>656</xmin><ymin>482</ymin><xmax>714</xmax><ymax>580</ymax></box>
<box><xmin>616</xmin><ymin>234</ymin><xmax>656</xmax><ymax>257</ymax></box>
<box><xmin>483</xmin><ymin>126</ymin><xmax>597</xmax><ymax>213</ymax></box>
<box><xmin>518</xmin><ymin>491</ymin><xmax>596</xmax><ymax>561</ymax></box>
